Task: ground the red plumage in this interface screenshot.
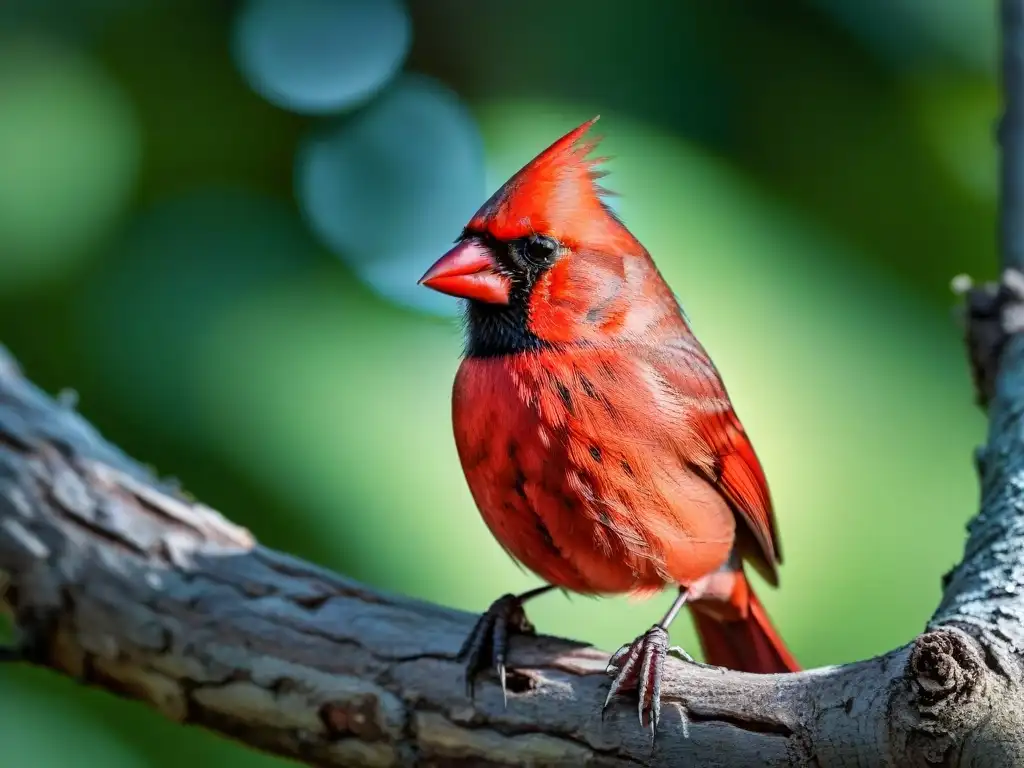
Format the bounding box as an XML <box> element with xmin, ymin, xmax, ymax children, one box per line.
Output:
<box><xmin>420</xmin><ymin>116</ymin><xmax>799</xmax><ymax>733</ymax></box>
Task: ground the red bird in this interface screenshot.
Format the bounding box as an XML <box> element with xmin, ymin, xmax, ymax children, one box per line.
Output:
<box><xmin>419</xmin><ymin>117</ymin><xmax>800</xmax><ymax>732</ymax></box>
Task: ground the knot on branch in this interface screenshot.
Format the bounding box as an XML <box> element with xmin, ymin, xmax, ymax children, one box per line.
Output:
<box><xmin>955</xmin><ymin>269</ymin><xmax>1024</xmax><ymax>408</ymax></box>
<box><xmin>887</xmin><ymin>629</ymin><xmax>989</xmax><ymax>765</ymax></box>
<box><xmin>909</xmin><ymin>629</ymin><xmax>984</xmax><ymax>716</ymax></box>
<box><xmin>319</xmin><ymin>696</ymin><xmax>388</xmax><ymax>742</ymax></box>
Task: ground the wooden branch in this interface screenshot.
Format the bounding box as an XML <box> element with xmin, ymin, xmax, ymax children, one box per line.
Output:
<box><xmin>1002</xmin><ymin>0</ymin><xmax>1024</xmax><ymax>273</ymax></box>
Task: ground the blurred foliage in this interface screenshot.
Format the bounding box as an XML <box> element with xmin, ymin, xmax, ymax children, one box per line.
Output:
<box><xmin>0</xmin><ymin>0</ymin><xmax>995</xmax><ymax>765</ymax></box>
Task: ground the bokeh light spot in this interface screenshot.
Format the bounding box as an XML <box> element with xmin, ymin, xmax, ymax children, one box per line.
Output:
<box><xmin>296</xmin><ymin>74</ymin><xmax>485</xmax><ymax>314</ymax></box>
<box><xmin>0</xmin><ymin>35</ymin><xmax>139</xmax><ymax>293</ymax></box>
<box><xmin>233</xmin><ymin>0</ymin><xmax>410</xmax><ymax>115</ymax></box>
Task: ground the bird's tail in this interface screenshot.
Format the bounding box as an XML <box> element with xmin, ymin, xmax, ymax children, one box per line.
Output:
<box><xmin>688</xmin><ymin>572</ymin><xmax>800</xmax><ymax>674</ymax></box>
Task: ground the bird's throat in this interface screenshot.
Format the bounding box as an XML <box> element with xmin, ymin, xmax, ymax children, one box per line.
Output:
<box><xmin>464</xmin><ymin>299</ymin><xmax>545</xmax><ymax>358</ymax></box>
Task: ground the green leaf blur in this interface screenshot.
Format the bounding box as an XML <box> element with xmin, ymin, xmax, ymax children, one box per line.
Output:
<box><xmin>0</xmin><ymin>1</ymin><xmax>994</xmax><ymax>765</ymax></box>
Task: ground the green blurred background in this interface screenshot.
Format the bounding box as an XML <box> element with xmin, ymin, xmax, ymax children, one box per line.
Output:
<box><xmin>0</xmin><ymin>0</ymin><xmax>995</xmax><ymax>764</ymax></box>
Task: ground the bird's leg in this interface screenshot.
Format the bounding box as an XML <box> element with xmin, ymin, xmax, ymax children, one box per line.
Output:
<box><xmin>603</xmin><ymin>587</ymin><xmax>699</xmax><ymax>736</ymax></box>
<box><xmin>457</xmin><ymin>584</ymin><xmax>555</xmax><ymax>704</ymax></box>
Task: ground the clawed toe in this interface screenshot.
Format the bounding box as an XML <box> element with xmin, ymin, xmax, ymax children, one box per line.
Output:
<box><xmin>666</xmin><ymin>645</ymin><xmax>693</xmax><ymax>663</ymax></box>
<box><xmin>604</xmin><ymin>643</ymin><xmax>632</xmax><ymax>675</ymax></box>
<box><xmin>457</xmin><ymin>593</ymin><xmax>535</xmax><ymax>703</ymax></box>
<box><xmin>604</xmin><ymin>626</ymin><xmax>698</xmax><ymax>737</ymax></box>
<box><xmin>667</xmin><ymin>645</ymin><xmax>720</xmax><ymax>672</ymax></box>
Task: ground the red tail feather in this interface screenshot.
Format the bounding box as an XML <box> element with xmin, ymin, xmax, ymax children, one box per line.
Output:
<box><xmin>689</xmin><ymin>580</ymin><xmax>800</xmax><ymax>674</ymax></box>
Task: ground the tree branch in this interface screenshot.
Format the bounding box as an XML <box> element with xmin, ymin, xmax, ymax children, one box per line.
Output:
<box><xmin>1002</xmin><ymin>0</ymin><xmax>1024</xmax><ymax>273</ymax></box>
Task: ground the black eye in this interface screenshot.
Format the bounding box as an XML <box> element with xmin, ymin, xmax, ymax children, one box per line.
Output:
<box><xmin>522</xmin><ymin>234</ymin><xmax>559</xmax><ymax>266</ymax></box>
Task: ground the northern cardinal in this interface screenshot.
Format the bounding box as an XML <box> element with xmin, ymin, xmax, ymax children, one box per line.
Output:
<box><xmin>419</xmin><ymin>117</ymin><xmax>799</xmax><ymax>733</ymax></box>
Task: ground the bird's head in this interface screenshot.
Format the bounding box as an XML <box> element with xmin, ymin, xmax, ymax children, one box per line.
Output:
<box><xmin>419</xmin><ymin>117</ymin><xmax>654</xmax><ymax>356</ymax></box>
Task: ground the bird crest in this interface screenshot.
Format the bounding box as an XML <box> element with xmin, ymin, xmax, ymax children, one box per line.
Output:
<box><xmin>467</xmin><ymin>116</ymin><xmax>618</xmax><ymax>247</ymax></box>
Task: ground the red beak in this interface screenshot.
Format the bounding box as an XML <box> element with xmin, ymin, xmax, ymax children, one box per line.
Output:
<box><xmin>418</xmin><ymin>239</ymin><xmax>510</xmax><ymax>304</ymax></box>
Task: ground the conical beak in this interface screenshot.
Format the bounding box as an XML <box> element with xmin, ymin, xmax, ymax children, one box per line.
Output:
<box><xmin>418</xmin><ymin>239</ymin><xmax>510</xmax><ymax>304</ymax></box>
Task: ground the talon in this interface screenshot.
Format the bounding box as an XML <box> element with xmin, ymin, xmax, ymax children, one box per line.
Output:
<box><xmin>603</xmin><ymin>625</ymin><xmax>675</xmax><ymax>738</ymax></box>
<box><xmin>457</xmin><ymin>590</ymin><xmax>545</xmax><ymax>703</ymax></box>
<box><xmin>497</xmin><ymin>662</ymin><xmax>507</xmax><ymax>707</ymax></box>
<box><xmin>457</xmin><ymin>619</ymin><xmax>487</xmax><ymax>699</ymax></box>
<box><xmin>605</xmin><ymin>643</ymin><xmax>631</xmax><ymax>675</ymax></box>
<box><xmin>603</xmin><ymin>635</ymin><xmax>643</xmax><ymax>714</ymax></box>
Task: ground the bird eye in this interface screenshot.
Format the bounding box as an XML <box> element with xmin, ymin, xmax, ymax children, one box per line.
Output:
<box><xmin>522</xmin><ymin>234</ymin><xmax>559</xmax><ymax>266</ymax></box>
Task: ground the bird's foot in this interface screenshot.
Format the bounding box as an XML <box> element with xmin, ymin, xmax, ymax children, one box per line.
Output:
<box><xmin>604</xmin><ymin>625</ymin><xmax>672</xmax><ymax>734</ymax></box>
<box><xmin>604</xmin><ymin>626</ymin><xmax>707</xmax><ymax>736</ymax></box>
<box><xmin>666</xmin><ymin>645</ymin><xmax>693</xmax><ymax>663</ymax></box>
<box><xmin>457</xmin><ymin>593</ymin><xmax>536</xmax><ymax>704</ymax></box>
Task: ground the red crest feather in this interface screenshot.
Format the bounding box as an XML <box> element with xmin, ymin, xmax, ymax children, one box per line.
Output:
<box><xmin>467</xmin><ymin>116</ymin><xmax>623</xmax><ymax>249</ymax></box>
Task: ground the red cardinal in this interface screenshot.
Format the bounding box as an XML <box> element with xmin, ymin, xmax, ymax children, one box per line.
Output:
<box><xmin>419</xmin><ymin>117</ymin><xmax>799</xmax><ymax>733</ymax></box>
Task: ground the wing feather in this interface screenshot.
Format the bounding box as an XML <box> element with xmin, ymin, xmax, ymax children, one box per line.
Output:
<box><xmin>652</xmin><ymin>344</ymin><xmax>782</xmax><ymax>584</ymax></box>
